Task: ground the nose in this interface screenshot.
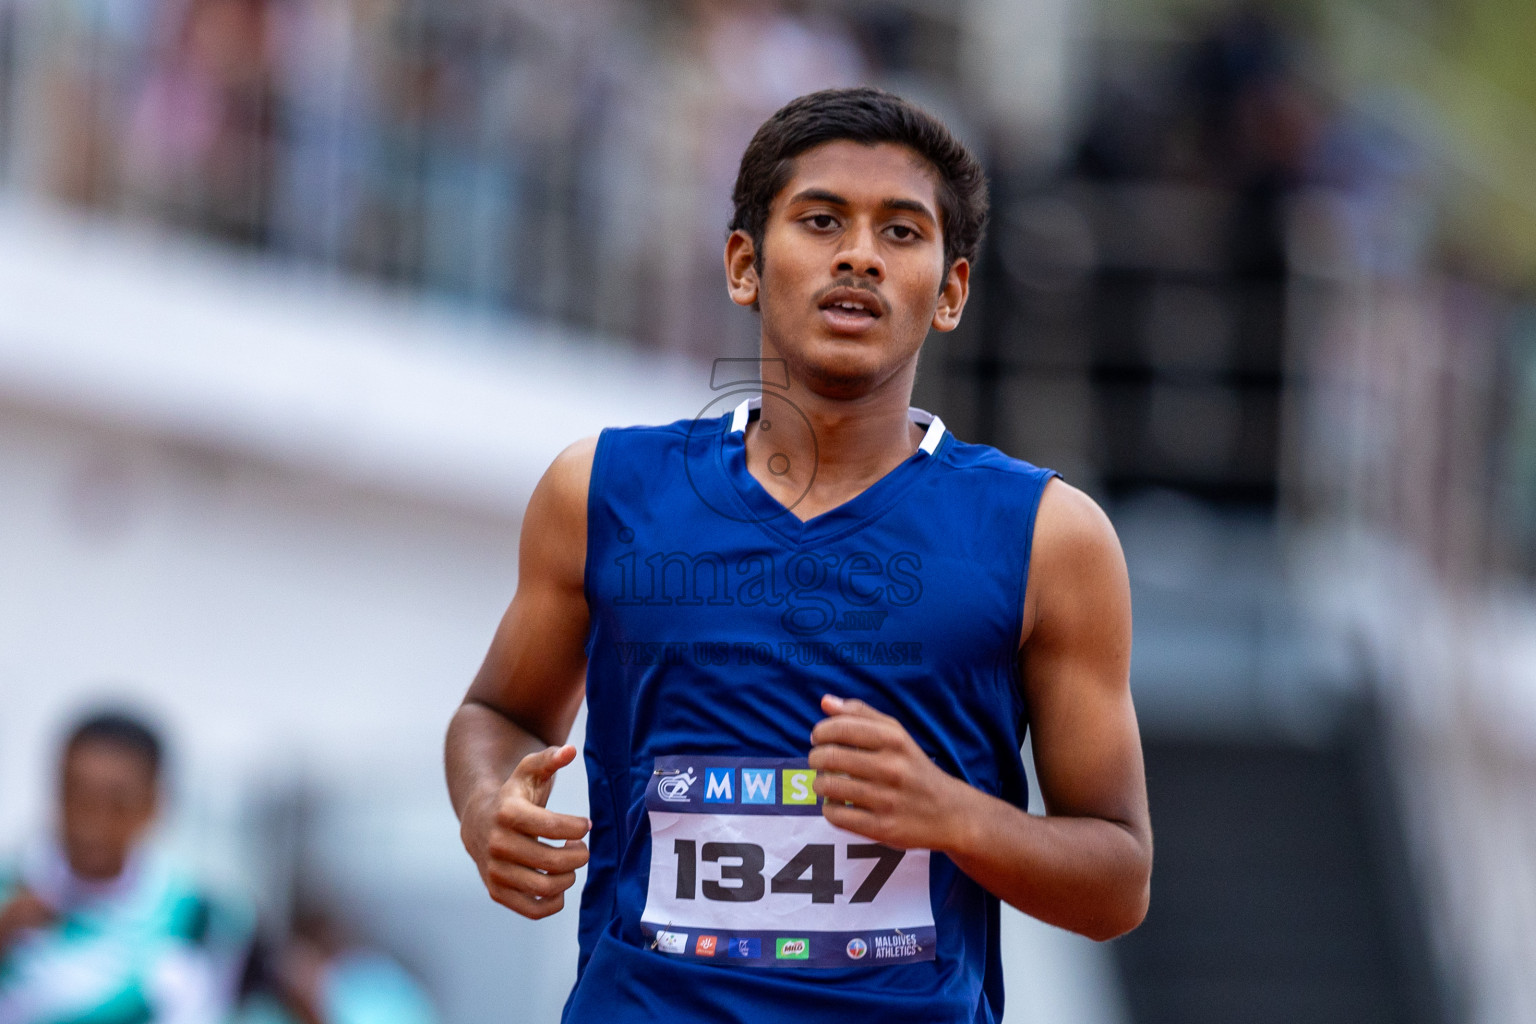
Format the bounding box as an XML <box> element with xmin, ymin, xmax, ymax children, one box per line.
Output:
<box><xmin>832</xmin><ymin>222</ymin><xmax>885</xmax><ymax>282</ymax></box>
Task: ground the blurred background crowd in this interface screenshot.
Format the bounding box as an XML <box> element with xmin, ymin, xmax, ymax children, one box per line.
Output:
<box><xmin>1</xmin><ymin>0</ymin><xmax>1535</xmax><ymax>1022</ymax></box>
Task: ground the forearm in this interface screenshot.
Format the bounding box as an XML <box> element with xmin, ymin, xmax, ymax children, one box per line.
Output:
<box><xmin>444</xmin><ymin>701</ymin><xmax>554</xmax><ymax>823</ymax></box>
<box><xmin>940</xmin><ymin>780</ymin><xmax>1150</xmax><ymax>941</ymax></box>
<box><xmin>810</xmin><ymin>696</ymin><xmax>1150</xmax><ymax>940</ymax></box>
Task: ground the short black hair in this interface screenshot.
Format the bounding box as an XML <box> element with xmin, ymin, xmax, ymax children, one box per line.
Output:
<box><xmin>729</xmin><ymin>87</ymin><xmax>989</xmax><ymax>274</ymax></box>
<box><xmin>65</xmin><ymin>710</ymin><xmax>164</xmax><ymax>781</ymax></box>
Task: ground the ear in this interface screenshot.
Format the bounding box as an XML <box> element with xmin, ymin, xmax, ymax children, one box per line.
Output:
<box><xmin>725</xmin><ymin>230</ymin><xmax>760</xmax><ymax>308</ymax></box>
<box><xmin>932</xmin><ymin>257</ymin><xmax>970</xmax><ymax>332</ymax></box>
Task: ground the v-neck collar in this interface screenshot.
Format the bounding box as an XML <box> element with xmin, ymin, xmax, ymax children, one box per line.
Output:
<box><xmin>713</xmin><ymin>398</ymin><xmax>948</xmax><ymax>548</ymax></box>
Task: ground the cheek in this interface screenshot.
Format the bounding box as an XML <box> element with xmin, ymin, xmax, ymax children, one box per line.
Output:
<box><xmin>895</xmin><ymin>285</ymin><xmax>941</xmax><ymax>331</ymax></box>
<box><xmin>756</xmin><ymin>266</ymin><xmax>812</xmax><ymax>328</ymax></box>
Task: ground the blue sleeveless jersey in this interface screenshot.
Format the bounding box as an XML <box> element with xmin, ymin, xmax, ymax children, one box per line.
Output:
<box><xmin>563</xmin><ymin>403</ymin><xmax>1056</xmax><ymax>1024</ymax></box>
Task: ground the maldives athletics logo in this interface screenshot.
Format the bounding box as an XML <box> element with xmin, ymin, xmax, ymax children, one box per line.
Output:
<box><xmin>845</xmin><ymin>937</ymin><xmax>869</xmax><ymax>960</ymax></box>
<box><xmin>684</xmin><ymin>358</ymin><xmax>819</xmax><ymax>525</ymax></box>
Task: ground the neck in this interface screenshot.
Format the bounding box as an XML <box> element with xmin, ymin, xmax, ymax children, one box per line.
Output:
<box><xmin>742</xmin><ymin>349</ymin><xmax>925</xmax><ymax>520</ymax></box>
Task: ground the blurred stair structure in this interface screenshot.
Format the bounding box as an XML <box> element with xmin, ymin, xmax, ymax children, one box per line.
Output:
<box><xmin>932</xmin><ymin>11</ymin><xmax>1479</xmax><ymax>1021</ymax></box>
<box><xmin>1115</xmin><ymin>727</ymin><xmax>1446</xmax><ymax>1024</ymax></box>
<box><xmin>1100</xmin><ymin>495</ymin><xmax>1451</xmax><ymax>1024</ymax></box>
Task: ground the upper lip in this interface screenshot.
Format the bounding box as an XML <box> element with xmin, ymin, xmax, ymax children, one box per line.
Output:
<box><xmin>817</xmin><ymin>286</ymin><xmax>886</xmax><ymax>317</ymax></box>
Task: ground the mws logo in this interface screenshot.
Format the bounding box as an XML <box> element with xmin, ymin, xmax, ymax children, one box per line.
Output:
<box><xmin>681</xmin><ymin>767</ymin><xmax>814</xmax><ymax>808</ymax></box>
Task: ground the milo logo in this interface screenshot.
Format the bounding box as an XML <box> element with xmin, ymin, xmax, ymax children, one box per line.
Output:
<box><xmin>775</xmin><ymin>938</ymin><xmax>809</xmax><ymax>960</ymax></box>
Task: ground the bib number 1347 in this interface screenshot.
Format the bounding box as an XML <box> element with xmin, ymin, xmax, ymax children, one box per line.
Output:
<box><xmin>671</xmin><ymin>839</ymin><xmax>905</xmax><ymax>905</ymax></box>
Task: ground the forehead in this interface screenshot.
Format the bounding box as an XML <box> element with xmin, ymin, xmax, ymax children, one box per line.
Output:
<box><xmin>64</xmin><ymin>739</ymin><xmax>156</xmax><ymax>788</ymax></box>
<box><xmin>774</xmin><ymin>140</ymin><xmax>942</xmax><ymax>211</ymax></box>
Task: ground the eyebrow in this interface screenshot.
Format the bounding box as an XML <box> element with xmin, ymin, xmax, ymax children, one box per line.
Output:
<box><xmin>786</xmin><ymin>188</ymin><xmax>937</xmax><ymax>224</ymax></box>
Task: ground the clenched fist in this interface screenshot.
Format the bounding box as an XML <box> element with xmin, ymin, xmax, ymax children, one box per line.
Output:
<box><xmin>809</xmin><ymin>695</ymin><xmax>967</xmax><ymax>852</ymax></box>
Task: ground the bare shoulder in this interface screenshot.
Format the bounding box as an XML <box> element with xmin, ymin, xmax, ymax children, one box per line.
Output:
<box><xmin>1033</xmin><ymin>478</ymin><xmax>1123</xmax><ymax>566</ymax></box>
<box><xmin>525</xmin><ymin>436</ymin><xmax>599</xmax><ymax>528</ymax></box>
<box><xmin>1022</xmin><ymin>477</ymin><xmax>1131</xmax><ymax>647</ymax></box>
<box><xmin>536</xmin><ymin>436</ymin><xmax>599</xmax><ymax>509</ymax></box>
<box><xmin>520</xmin><ymin>436</ymin><xmax>600</xmax><ymax>584</ymax></box>
<box><xmin>465</xmin><ymin>436</ymin><xmax>599</xmax><ymax>734</ymax></box>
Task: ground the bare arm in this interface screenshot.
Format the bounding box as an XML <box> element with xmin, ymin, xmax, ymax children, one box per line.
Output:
<box><xmin>445</xmin><ymin>436</ymin><xmax>597</xmax><ymax>920</ymax></box>
<box><xmin>810</xmin><ymin>478</ymin><xmax>1151</xmax><ymax>940</ymax></box>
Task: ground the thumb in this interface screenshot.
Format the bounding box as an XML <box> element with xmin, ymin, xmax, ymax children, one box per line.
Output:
<box><xmin>821</xmin><ymin>694</ymin><xmax>886</xmax><ymax>720</ymax></box>
<box><xmin>516</xmin><ymin>744</ymin><xmax>577</xmax><ymax>784</ymax></box>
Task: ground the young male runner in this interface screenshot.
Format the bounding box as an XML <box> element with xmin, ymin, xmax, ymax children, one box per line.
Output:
<box><xmin>445</xmin><ymin>87</ymin><xmax>1151</xmax><ymax>1023</ymax></box>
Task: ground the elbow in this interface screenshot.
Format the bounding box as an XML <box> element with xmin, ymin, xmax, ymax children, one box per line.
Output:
<box><xmin>1087</xmin><ymin>849</ymin><xmax>1152</xmax><ymax>940</ymax></box>
<box><xmin>1089</xmin><ymin>822</ymin><xmax>1153</xmax><ymax>941</ymax></box>
<box><xmin>1076</xmin><ymin>835</ymin><xmax>1152</xmax><ymax>941</ymax></box>
<box><xmin>1086</xmin><ymin>877</ymin><xmax>1149</xmax><ymax>942</ymax></box>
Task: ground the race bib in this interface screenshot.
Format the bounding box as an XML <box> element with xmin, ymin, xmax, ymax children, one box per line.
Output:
<box><xmin>639</xmin><ymin>755</ymin><xmax>936</xmax><ymax>968</ymax></box>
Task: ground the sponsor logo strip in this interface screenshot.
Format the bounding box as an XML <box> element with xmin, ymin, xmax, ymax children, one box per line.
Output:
<box><xmin>639</xmin><ymin>924</ymin><xmax>935</xmax><ymax>969</ymax></box>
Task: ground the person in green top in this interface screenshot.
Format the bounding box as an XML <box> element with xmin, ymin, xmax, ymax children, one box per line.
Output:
<box><xmin>0</xmin><ymin>710</ymin><xmax>246</xmax><ymax>1024</ymax></box>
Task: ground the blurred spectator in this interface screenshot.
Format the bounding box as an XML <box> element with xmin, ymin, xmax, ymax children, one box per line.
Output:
<box><xmin>645</xmin><ymin>0</ymin><xmax>867</xmax><ymax>356</ymax></box>
<box><xmin>0</xmin><ymin>710</ymin><xmax>251</xmax><ymax>1024</ymax></box>
<box><xmin>2</xmin><ymin>0</ymin><xmax>890</xmax><ymax>349</ymax></box>
<box><xmin>235</xmin><ymin>907</ymin><xmax>436</xmax><ymax>1024</ymax></box>
<box><xmin>33</xmin><ymin>0</ymin><xmax>158</xmax><ymax>208</ymax></box>
<box><xmin>123</xmin><ymin>0</ymin><xmax>279</xmax><ymax>242</ymax></box>
<box><xmin>1183</xmin><ymin>5</ymin><xmax>1318</xmax><ymax>278</ymax></box>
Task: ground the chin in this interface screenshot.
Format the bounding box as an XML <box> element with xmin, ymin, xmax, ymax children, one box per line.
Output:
<box><xmin>779</xmin><ymin>335</ymin><xmax>887</xmax><ymax>393</ymax></box>
<box><xmin>68</xmin><ymin>848</ymin><xmax>126</xmax><ymax>881</ymax></box>
<box><xmin>797</xmin><ymin>355</ymin><xmax>886</xmax><ymax>400</ymax></box>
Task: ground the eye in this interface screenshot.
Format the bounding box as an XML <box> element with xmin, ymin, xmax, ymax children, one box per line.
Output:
<box><xmin>887</xmin><ymin>224</ymin><xmax>917</xmax><ymax>241</ymax></box>
<box><xmin>805</xmin><ymin>213</ymin><xmax>837</xmax><ymax>230</ymax></box>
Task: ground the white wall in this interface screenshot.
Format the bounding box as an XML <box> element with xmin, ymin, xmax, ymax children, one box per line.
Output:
<box><xmin>0</xmin><ymin>197</ymin><xmax>700</xmax><ymax>1022</ymax></box>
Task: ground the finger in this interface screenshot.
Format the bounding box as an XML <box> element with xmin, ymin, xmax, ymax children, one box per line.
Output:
<box><xmin>807</xmin><ymin>744</ymin><xmax>902</xmax><ymax>786</ymax></box>
<box><xmin>487</xmin><ymin>861</ymin><xmax>580</xmax><ymax>900</ymax></box>
<box><xmin>812</xmin><ymin>771</ymin><xmax>893</xmax><ymax>813</ymax></box>
<box><xmin>487</xmin><ymin>884</ymin><xmax>565</xmax><ymax>920</ymax></box>
<box><xmin>488</xmin><ymin>830</ymin><xmax>589</xmax><ymax>872</ymax></box>
<box><xmin>514</xmin><ymin>744</ymin><xmax>578</xmax><ymax>785</ymax></box>
<box><xmin>821</xmin><ymin>695</ymin><xmax>897</xmax><ymax>723</ymax></box>
<box><xmin>488</xmin><ymin>832</ymin><xmax>589</xmax><ymax>873</ymax></box>
<box><xmin>820</xmin><ymin>800</ymin><xmax>886</xmax><ymax>840</ymax></box>
<box><xmin>811</xmin><ymin>714</ymin><xmax>903</xmax><ymax>751</ymax></box>
<box><xmin>495</xmin><ymin>801</ymin><xmax>591</xmax><ymax>841</ymax></box>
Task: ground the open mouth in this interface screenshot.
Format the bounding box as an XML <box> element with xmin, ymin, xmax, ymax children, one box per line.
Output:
<box><xmin>817</xmin><ymin>287</ymin><xmax>885</xmax><ymax>330</ymax></box>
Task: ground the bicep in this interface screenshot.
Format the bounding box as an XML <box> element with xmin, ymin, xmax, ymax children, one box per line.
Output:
<box><xmin>463</xmin><ymin>437</ymin><xmax>597</xmax><ymax>746</ymax></box>
<box><xmin>1019</xmin><ymin>480</ymin><xmax>1147</xmax><ymax>834</ymax></box>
